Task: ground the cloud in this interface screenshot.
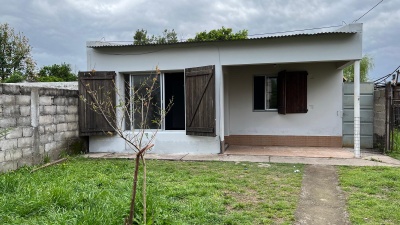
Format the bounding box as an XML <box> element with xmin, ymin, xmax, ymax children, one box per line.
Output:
<box><xmin>0</xmin><ymin>0</ymin><xmax>399</xmax><ymax>79</ymax></box>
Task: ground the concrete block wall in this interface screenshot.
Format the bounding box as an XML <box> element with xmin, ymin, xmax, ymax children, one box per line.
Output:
<box><xmin>374</xmin><ymin>88</ymin><xmax>386</xmax><ymax>149</ymax></box>
<box><xmin>0</xmin><ymin>83</ymin><xmax>80</xmax><ymax>173</ymax></box>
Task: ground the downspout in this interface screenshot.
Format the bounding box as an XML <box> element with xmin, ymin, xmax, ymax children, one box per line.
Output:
<box><xmin>354</xmin><ymin>60</ymin><xmax>361</xmax><ymax>158</ymax></box>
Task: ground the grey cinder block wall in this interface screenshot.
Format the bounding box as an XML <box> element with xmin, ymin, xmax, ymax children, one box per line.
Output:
<box><xmin>0</xmin><ymin>83</ymin><xmax>81</xmax><ymax>173</ymax></box>
<box><xmin>373</xmin><ymin>88</ymin><xmax>386</xmax><ymax>149</ymax></box>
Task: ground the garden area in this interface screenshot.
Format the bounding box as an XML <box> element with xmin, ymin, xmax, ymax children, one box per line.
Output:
<box><xmin>0</xmin><ymin>158</ymin><xmax>303</xmax><ymax>225</ymax></box>
<box><xmin>1</xmin><ymin>157</ymin><xmax>400</xmax><ymax>224</ymax></box>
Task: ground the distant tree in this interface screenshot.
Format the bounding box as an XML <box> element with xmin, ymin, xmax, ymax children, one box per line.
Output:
<box><xmin>0</xmin><ymin>23</ymin><xmax>35</xmax><ymax>82</ymax></box>
<box><xmin>37</xmin><ymin>63</ymin><xmax>77</xmax><ymax>82</ymax></box>
<box><xmin>187</xmin><ymin>26</ymin><xmax>248</xmax><ymax>42</ymax></box>
<box><xmin>344</xmin><ymin>55</ymin><xmax>374</xmax><ymax>82</ymax></box>
<box><xmin>4</xmin><ymin>71</ymin><xmax>25</xmax><ymax>83</ymax></box>
<box><xmin>133</xmin><ymin>29</ymin><xmax>178</xmax><ymax>45</ymax></box>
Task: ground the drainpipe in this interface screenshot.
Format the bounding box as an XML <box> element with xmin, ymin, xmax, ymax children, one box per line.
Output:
<box><xmin>354</xmin><ymin>60</ymin><xmax>361</xmax><ymax>158</ymax></box>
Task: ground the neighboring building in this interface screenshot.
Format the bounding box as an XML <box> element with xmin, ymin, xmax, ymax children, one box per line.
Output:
<box><xmin>81</xmin><ymin>23</ymin><xmax>363</xmax><ymax>154</ymax></box>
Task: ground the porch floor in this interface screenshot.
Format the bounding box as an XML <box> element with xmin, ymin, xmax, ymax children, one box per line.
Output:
<box><xmin>224</xmin><ymin>145</ymin><xmax>357</xmax><ymax>158</ymax></box>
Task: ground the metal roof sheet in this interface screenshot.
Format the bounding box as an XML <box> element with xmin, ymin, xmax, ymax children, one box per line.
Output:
<box><xmin>87</xmin><ymin>31</ymin><xmax>357</xmax><ymax>48</ymax></box>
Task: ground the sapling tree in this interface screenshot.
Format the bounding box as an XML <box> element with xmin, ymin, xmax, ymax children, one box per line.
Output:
<box><xmin>79</xmin><ymin>67</ymin><xmax>173</xmax><ymax>225</ymax></box>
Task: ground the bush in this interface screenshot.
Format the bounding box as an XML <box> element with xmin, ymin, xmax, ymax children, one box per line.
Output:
<box><xmin>4</xmin><ymin>71</ymin><xmax>25</xmax><ymax>83</ymax></box>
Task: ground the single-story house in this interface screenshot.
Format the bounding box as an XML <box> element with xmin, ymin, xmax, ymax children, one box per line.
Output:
<box><xmin>80</xmin><ymin>23</ymin><xmax>363</xmax><ymax>156</ymax></box>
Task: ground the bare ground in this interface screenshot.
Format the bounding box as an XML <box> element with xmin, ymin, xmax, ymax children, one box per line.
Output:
<box><xmin>295</xmin><ymin>165</ymin><xmax>350</xmax><ymax>225</ymax></box>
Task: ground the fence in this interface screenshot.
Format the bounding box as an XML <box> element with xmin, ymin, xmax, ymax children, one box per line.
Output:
<box><xmin>0</xmin><ymin>83</ymin><xmax>81</xmax><ymax>173</ymax></box>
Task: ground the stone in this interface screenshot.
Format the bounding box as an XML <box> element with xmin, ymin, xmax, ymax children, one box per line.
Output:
<box><xmin>53</xmin><ymin>132</ymin><xmax>66</xmax><ymax>141</ymax></box>
<box><xmin>66</xmin><ymin>114</ymin><xmax>78</xmax><ymax>122</ymax></box>
<box><xmin>16</xmin><ymin>95</ymin><xmax>31</xmax><ymax>105</ymax></box>
<box><xmin>0</xmin><ymin>151</ymin><xmax>4</xmax><ymax>162</ymax></box>
<box><xmin>0</xmin><ymin>118</ymin><xmax>17</xmax><ymax>128</ymax></box>
<box><xmin>57</xmin><ymin>123</ymin><xmax>68</xmax><ymax>132</ymax></box>
<box><xmin>44</xmin><ymin>124</ymin><xmax>57</xmax><ymax>134</ymax></box>
<box><xmin>0</xmin><ymin>161</ymin><xmax>17</xmax><ymax>173</ymax></box>
<box><xmin>68</xmin><ymin>105</ymin><xmax>78</xmax><ymax>114</ymax></box>
<box><xmin>39</xmin><ymin>96</ymin><xmax>53</xmax><ymax>106</ymax></box>
<box><xmin>45</xmin><ymin>142</ymin><xmax>58</xmax><ymax>153</ymax></box>
<box><xmin>2</xmin><ymin>105</ymin><xmax>20</xmax><ymax>117</ymax></box>
<box><xmin>4</xmin><ymin>149</ymin><xmax>22</xmax><ymax>161</ymax></box>
<box><xmin>40</xmin><ymin>134</ymin><xmax>53</xmax><ymax>144</ymax></box>
<box><xmin>68</xmin><ymin>97</ymin><xmax>78</xmax><ymax>105</ymax></box>
<box><xmin>17</xmin><ymin>137</ymin><xmax>32</xmax><ymax>148</ymax></box>
<box><xmin>53</xmin><ymin>97</ymin><xmax>67</xmax><ymax>105</ymax></box>
<box><xmin>17</xmin><ymin>116</ymin><xmax>31</xmax><ymax>126</ymax></box>
<box><xmin>17</xmin><ymin>157</ymin><xmax>33</xmax><ymax>167</ymax></box>
<box><xmin>5</xmin><ymin>127</ymin><xmax>23</xmax><ymax>139</ymax></box>
<box><xmin>0</xmin><ymin>95</ymin><xmax>16</xmax><ymax>105</ymax></box>
<box><xmin>0</xmin><ymin>139</ymin><xmax>18</xmax><ymax>151</ymax></box>
<box><xmin>20</xmin><ymin>106</ymin><xmax>31</xmax><ymax>116</ymax></box>
<box><xmin>54</xmin><ymin>115</ymin><xmax>66</xmax><ymax>123</ymax></box>
<box><xmin>67</xmin><ymin>122</ymin><xmax>78</xmax><ymax>131</ymax></box>
<box><xmin>56</xmin><ymin>106</ymin><xmax>68</xmax><ymax>114</ymax></box>
<box><xmin>22</xmin><ymin>148</ymin><xmax>33</xmax><ymax>157</ymax></box>
<box><xmin>42</xmin><ymin>106</ymin><xmax>57</xmax><ymax>115</ymax></box>
<box><xmin>39</xmin><ymin>115</ymin><xmax>53</xmax><ymax>125</ymax></box>
<box><xmin>23</xmin><ymin>127</ymin><xmax>34</xmax><ymax>137</ymax></box>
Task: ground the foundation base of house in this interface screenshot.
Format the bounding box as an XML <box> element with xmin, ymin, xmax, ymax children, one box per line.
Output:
<box><xmin>225</xmin><ymin>135</ymin><xmax>342</xmax><ymax>148</ymax></box>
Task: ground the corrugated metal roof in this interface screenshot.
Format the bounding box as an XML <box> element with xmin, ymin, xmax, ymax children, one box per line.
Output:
<box><xmin>87</xmin><ymin>31</ymin><xmax>357</xmax><ymax>48</ymax></box>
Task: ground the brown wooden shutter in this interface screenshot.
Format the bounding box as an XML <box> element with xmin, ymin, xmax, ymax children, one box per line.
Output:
<box><xmin>78</xmin><ymin>71</ymin><xmax>116</xmax><ymax>136</ymax></box>
<box><xmin>278</xmin><ymin>71</ymin><xmax>308</xmax><ymax>114</ymax></box>
<box><xmin>277</xmin><ymin>71</ymin><xmax>287</xmax><ymax>114</ymax></box>
<box><xmin>185</xmin><ymin>65</ymin><xmax>216</xmax><ymax>136</ymax></box>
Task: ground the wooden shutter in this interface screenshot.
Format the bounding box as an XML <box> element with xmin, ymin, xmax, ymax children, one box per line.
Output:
<box><xmin>185</xmin><ymin>65</ymin><xmax>216</xmax><ymax>136</ymax></box>
<box><xmin>78</xmin><ymin>71</ymin><xmax>116</xmax><ymax>136</ymax></box>
<box><xmin>278</xmin><ymin>71</ymin><xmax>308</xmax><ymax>114</ymax></box>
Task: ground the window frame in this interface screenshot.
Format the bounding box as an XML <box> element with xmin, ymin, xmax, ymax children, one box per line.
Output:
<box><xmin>253</xmin><ymin>74</ymin><xmax>278</xmax><ymax>112</ymax></box>
<box><xmin>125</xmin><ymin>71</ymin><xmax>186</xmax><ymax>131</ymax></box>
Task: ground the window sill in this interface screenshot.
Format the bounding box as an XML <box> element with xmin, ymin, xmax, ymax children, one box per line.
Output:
<box><xmin>253</xmin><ymin>109</ymin><xmax>278</xmax><ymax>112</ymax></box>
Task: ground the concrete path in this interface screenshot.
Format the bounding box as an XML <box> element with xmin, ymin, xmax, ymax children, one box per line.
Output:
<box><xmin>295</xmin><ymin>165</ymin><xmax>350</xmax><ymax>225</ymax></box>
<box><xmin>84</xmin><ymin>151</ymin><xmax>400</xmax><ymax>167</ymax></box>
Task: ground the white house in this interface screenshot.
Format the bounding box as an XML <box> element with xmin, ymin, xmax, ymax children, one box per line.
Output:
<box><xmin>80</xmin><ymin>23</ymin><xmax>363</xmax><ymax>156</ymax></box>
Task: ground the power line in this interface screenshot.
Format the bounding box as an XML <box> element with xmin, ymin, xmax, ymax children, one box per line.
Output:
<box><xmin>247</xmin><ymin>24</ymin><xmax>343</xmax><ymax>37</ymax></box>
<box><xmin>353</xmin><ymin>0</ymin><xmax>384</xmax><ymax>23</ymax></box>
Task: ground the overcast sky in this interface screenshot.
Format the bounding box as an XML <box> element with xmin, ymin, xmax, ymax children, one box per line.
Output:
<box><xmin>1</xmin><ymin>0</ymin><xmax>399</xmax><ymax>80</ymax></box>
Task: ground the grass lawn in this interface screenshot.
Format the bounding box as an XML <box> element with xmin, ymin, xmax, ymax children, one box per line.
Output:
<box><xmin>0</xmin><ymin>157</ymin><xmax>303</xmax><ymax>225</ymax></box>
<box><xmin>339</xmin><ymin>166</ymin><xmax>400</xmax><ymax>225</ymax></box>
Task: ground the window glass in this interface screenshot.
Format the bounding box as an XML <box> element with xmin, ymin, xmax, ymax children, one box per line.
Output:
<box><xmin>254</xmin><ymin>75</ymin><xmax>277</xmax><ymax>110</ymax></box>
<box><xmin>132</xmin><ymin>74</ymin><xmax>161</xmax><ymax>129</ymax></box>
<box><xmin>253</xmin><ymin>76</ymin><xmax>265</xmax><ymax>110</ymax></box>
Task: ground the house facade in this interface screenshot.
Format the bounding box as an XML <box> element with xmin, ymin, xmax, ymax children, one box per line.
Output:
<box><xmin>82</xmin><ymin>24</ymin><xmax>363</xmax><ymax>154</ymax></box>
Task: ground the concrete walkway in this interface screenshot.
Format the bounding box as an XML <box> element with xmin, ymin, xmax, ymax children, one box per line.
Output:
<box><xmin>295</xmin><ymin>165</ymin><xmax>350</xmax><ymax>225</ymax></box>
<box><xmin>84</xmin><ymin>149</ymin><xmax>400</xmax><ymax>167</ymax></box>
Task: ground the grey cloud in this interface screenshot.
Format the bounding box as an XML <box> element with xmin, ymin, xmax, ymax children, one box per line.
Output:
<box><xmin>0</xmin><ymin>0</ymin><xmax>399</xmax><ymax>79</ymax></box>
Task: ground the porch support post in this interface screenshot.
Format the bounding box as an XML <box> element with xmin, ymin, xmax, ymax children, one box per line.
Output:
<box><xmin>218</xmin><ymin>65</ymin><xmax>225</xmax><ymax>153</ymax></box>
<box><xmin>354</xmin><ymin>60</ymin><xmax>361</xmax><ymax>158</ymax></box>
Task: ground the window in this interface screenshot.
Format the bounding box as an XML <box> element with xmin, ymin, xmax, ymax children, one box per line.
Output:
<box><xmin>125</xmin><ymin>72</ymin><xmax>185</xmax><ymax>130</ymax></box>
<box><xmin>131</xmin><ymin>74</ymin><xmax>161</xmax><ymax>129</ymax></box>
<box><xmin>253</xmin><ymin>76</ymin><xmax>278</xmax><ymax>110</ymax></box>
<box><xmin>253</xmin><ymin>71</ymin><xmax>308</xmax><ymax>114</ymax></box>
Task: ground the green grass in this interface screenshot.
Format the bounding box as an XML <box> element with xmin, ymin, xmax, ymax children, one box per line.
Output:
<box><xmin>0</xmin><ymin>158</ymin><xmax>303</xmax><ymax>225</ymax></box>
<box><xmin>339</xmin><ymin>166</ymin><xmax>400</xmax><ymax>225</ymax></box>
<box><xmin>389</xmin><ymin>129</ymin><xmax>400</xmax><ymax>160</ymax></box>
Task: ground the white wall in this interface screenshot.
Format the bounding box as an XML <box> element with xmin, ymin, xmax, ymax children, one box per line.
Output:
<box><xmin>89</xmin><ymin>131</ymin><xmax>220</xmax><ymax>154</ymax></box>
<box><xmin>225</xmin><ymin>62</ymin><xmax>343</xmax><ymax>136</ymax></box>
<box><xmin>86</xmin><ymin>26</ymin><xmax>362</xmax><ymax>153</ymax></box>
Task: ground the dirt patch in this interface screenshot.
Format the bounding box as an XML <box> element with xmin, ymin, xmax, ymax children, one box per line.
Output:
<box><xmin>295</xmin><ymin>165</ymin><xmax>350</xmax><ymax>225</ymax></box>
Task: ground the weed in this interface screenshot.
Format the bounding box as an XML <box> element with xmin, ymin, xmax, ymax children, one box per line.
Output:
<box><xmin>0</xmin><ymin>158</ymin><xmax>303</xmax><ymax>224</ymax></box>
<box><xmin>339</xmin><ymin>166</ymin><xmax>400</xmax><ymax>225</ymax></box>
<box><xmin>43</xmin><ymin>154</ymin><xmax>51</xmax><ymax>164</ymax></box>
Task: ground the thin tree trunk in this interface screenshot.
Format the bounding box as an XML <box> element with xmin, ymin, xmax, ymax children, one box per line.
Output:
<box><xmin>142</xmin><ymin>155</ymin><xmax>147</xmax><ymax>224</ymax></box>
<box><xmin>126</xmin><ymin>154</ymin><xmax>141</xmax><ymax>225</ymax></box>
